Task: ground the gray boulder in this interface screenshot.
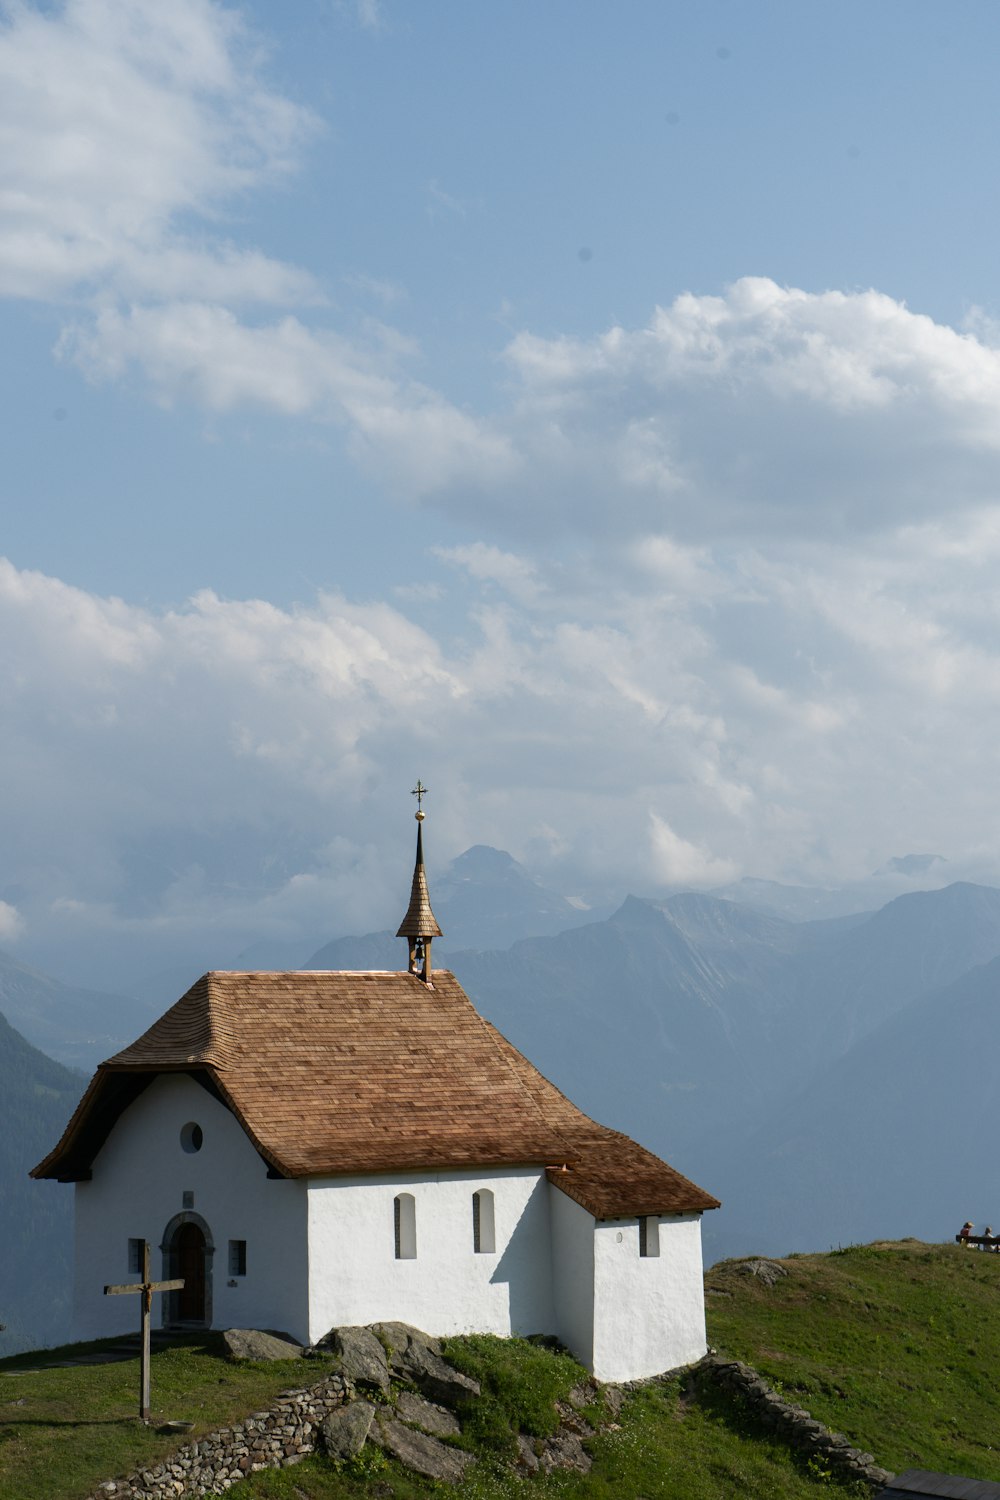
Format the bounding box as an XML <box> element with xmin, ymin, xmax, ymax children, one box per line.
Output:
<box><xmin>369</xmin><ymin>1320</ymin><xmax>442</xmax><ymax>1373</ymax></box>
<box><xmin>326</xmin><ymin>1326</ymin><xmax>390</xmax><ymax>1392</ymax></box>
<box><xmin>554</xmin><ymin>1403</ymin><xmax>592</xmax><ymax>1436</ymax></box>
<box><xmin>320</xmin><ymin>1399</ymin><xmax>376</xmax><ymax>1459</ymax></box>
<box><xmin>397</xmin><ymin>1339</ymin><xmax>480</xmax><ymax>1407</ymax></box>
<box><xmin>566</xmin><ymin>1382</ymin><xmax>598</xmax><ymax>1410</ymax></box>
<box><xmin>537</xmin><ymin>1428</ymin><xmax>592</xmax><ymax>1474</ymax></box>
<box><xmin>396</xmin><ymin>1389</ymin><xmax>462</xmax><ymax>1439</ymax></box>
<box><xmin>375</xmin><ymin>1415</ymin><xmax>474</xmax><ymax>1483</ymax></box>
<box><xmin>221</xmin><ymin>1328</ymin><xmax>303</xmax><ymax>1362</ymax></box>
<box><xmin>516</xmin><ymin>1434</ymin><xmax>541</xmax><ymax>1473</ymax></box>
<box><xmin>602</xmin><ymin>1385</ymin><xmax>625</xmax><ymax>1417</ymax></box>
<box><xmin>738</xmin><ymin>1258</ymin><xmax>788</xmax><ymax>1287</ymax></box>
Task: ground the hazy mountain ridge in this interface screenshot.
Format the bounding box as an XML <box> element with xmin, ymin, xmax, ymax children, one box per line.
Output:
<box><xmin>703</xmin><ymin>950</ymin><xmax>1000</xmax><ymax>1262</ymax></box>
<box><xmin>0</xmin><ymin>948</ymin><xmax>150</xmax><ymax>1072</ymax></box>
<box><xmin>0</xmin><ymin>1011</ymin><xmax>81</xmax><ymax>1354</ymax></box>
<box><xmin>303</xmin><ymin>878</ymin><xmax>1000</xmax><ymax>1241</ymax></box>
<box><xmin>304</xmin><ymin>845</ymin><xmax>602</xmax><ymax>969</ymax></box>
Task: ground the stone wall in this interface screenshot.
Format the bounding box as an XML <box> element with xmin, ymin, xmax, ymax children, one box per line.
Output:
<box><xmin>85</xmin><ymin>1337</ymin><xmax>896</xmax><ymax>1497</ymax></box>
<box><xmin>87</xmin><ymin>1372</ymin><xmax>350</xmax><ymax>1499</ymax></box>
<box><xmin>695</xmin><ymin>1354</ymin><xmax>893</xmax><ymax>1491</ymax></box>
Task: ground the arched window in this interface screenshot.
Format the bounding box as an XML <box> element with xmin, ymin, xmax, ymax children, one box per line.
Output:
<box><xmin>639</xmin><ymin>1216</ymin><xmax>660</xmax><ymax>1258</ymax></box>
<box><xmin>394</xmin><ymin>1193</ymin><xmax>416</xmax><ymax>1259</ymax></box>
<box><xmin>472</xmin><ymin>1189</ymin><xmax>495</xmax><ymax>1254</ymax></box>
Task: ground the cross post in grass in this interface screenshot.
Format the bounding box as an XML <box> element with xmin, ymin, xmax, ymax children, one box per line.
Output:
<box><xmin>104</xmin><ymin>1241</ymin><xmax>184</xmax><ymax>1422</ymax></box>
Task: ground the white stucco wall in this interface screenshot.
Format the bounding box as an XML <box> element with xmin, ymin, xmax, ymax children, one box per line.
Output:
<box><xmin>70</xmin><ymin>1069</ymin><xmax>708</xmax><ymax>1379</ymax></box>
<box><xmin>548</xmin><ymin>1185</ymin><xmax>595</xmax><ymax>1370</ymax></box>
<box><xmin>73</xmin><ymin>1073</ymin><xmax>308</xmax><ymax>1342</ymax></box>
<box><xmin>591</xmin><ymin>1212</ymin><xmax>707</xmax><ymax>1382</ymax></box>
<box><xmin>305</xmin><ymin>1166</ymin><xmax>553</xmax><ymax>1344</ymax></box>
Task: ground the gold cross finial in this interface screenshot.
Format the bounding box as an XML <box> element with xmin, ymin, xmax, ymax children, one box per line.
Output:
<box><xmin>411</xmin><ymin>780</ymin><xmax>428</xmax><ymax>821</ymax></box>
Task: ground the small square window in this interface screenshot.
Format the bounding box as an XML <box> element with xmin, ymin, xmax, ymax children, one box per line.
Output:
<box><xmin>128</xmin><ymin>1238</ymin><xmax>144</xmax><ymax>1274</ymax></box>
<box><xmin>229</xmin><ymin>1239</ymin><xmax>247</xmax><ymax>1276</ymax></box>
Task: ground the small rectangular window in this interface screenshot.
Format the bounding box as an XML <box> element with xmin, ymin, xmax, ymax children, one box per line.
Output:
<box><xmin>229</xmin><ymin>1240</ymin><xmax>247</xmax><ymax>1276</ymax></box>
<box><xmin>128</xmin><ymin>1238</ymin><xmax>144</xmax><ymax>1274</ymax></box>
<box><xmin>639</xmin><ymin>1216</ymin><xmax>660</xmax><ymax>1258</ymax></box>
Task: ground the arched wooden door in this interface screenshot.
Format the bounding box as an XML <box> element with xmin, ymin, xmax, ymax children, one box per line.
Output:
<box><xmin>174</xmin><ymin>1222</ymin><xmax>206</xmax><ymax>1323</ymax></box>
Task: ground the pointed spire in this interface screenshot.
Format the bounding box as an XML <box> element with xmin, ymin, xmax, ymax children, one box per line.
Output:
<box><xmin>397</xmin><ymin>782</ymin><xmax>442</xmax><ymax>981</ymax></box>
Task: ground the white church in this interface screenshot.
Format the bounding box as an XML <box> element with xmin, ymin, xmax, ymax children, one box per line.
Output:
<box><xmin>33</xmin><ymin>805</ymin><xmax>719</xmax><ymax>1383</ymax></box>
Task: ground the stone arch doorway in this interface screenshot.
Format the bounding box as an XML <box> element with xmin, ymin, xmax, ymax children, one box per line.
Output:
<box><xmin>161</xmin><ymin>1212</ymin><xmax>215</xmax><ymax>1327</ymax></box>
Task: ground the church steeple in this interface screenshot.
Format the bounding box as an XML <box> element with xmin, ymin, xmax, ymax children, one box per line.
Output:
<box><xmin>396</xmin><ymin>781</ymin><xmax>443</xmax><ymax>982</ymax></box>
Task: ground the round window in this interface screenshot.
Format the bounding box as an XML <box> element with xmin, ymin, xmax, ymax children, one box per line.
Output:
<box><xmin>180</xmin><ymin>1122</ymin><xmax>204</xmax><ymax>1154</ymax></box>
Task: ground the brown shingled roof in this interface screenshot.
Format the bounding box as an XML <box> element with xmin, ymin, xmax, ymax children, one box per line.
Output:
<box><xmin>32</xmin><ymin>969</ymin><xmax>718</xmax><ymax>1220</ymax></box>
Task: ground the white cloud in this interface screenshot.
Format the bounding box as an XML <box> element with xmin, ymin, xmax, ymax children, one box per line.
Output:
<box><xmin>0</xmin><ymin>0</ymin><xmax>320</xmax><ymax>304</ymax></box>
<box><xmin>648</xmin><ymin>813</ymin><xmax>737</xmax><ymax>887</ymax></box>
<box><xmin>6</xmin><ymin>535</ymin><xmax>1000</xmax><ymax>991</ymax></box>
<box><xmin>480</xmin><ymin>278</ymin><xmax>1000</xmax><ymax>543</ymax></box>
<box><xmin>0</xmin><ymin>901</ymin><xmax>25</xmax><ymax>943</ymax></box>
<box><xmin>64</xmin><ymin>275</ymin><xmax>1000</xmax><ymax>547</ymax></box>
<box><xmin>434</xmin><ymin>543</ymin><xmax>540</xmax><ymax>603</ymax></box>
<box><xmin>60</xmin><ymin>301</ymin><xmax>517</xmax><ymax>493</ymax></box>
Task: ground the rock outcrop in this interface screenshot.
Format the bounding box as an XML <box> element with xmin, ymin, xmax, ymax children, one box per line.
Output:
<box><xmin>375</xmin><ymin>1413</ymin><xmax>475</xmax><ymax>1483</ymax></box>
<box><xmin>395</xmin><ymin>1389</ymin><xmax>462</xmax><ymax>1438</ymax></box>
<box><xmin>323</xmin><ymin>1326</ymin><xmax>390</xmax><ymax>1393</ymax></box>
<box><xmin>319</xmin><ymin>1399</ymin><xmax>376</xmax><ymax>1459</ymax></box>
<box><xmin>221</xmin><ymin>1328</ymin><xmax>303</xmax><ymax>1362</ymax></box>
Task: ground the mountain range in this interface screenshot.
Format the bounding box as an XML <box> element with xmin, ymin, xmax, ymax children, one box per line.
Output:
<box><xmin>0</xmin><ymin>1013</ymin><xmax>80</xmax><ymax>1353</ymax></box>
<box><xmin>0</xmin><ymin>948</ymin><xmax>152</xmax><ymax>1073</ymax></box>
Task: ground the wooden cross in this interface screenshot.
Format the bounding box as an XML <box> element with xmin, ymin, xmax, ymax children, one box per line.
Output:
<box><xmin>104</xmin><ymin>1241</ymin><xmax>183</xmax><ymax>1422</ymax></box>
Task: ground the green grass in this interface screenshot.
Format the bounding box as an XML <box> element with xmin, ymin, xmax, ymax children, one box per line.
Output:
<box><xmin>705</xmin><ymin>1238</ymin><xmax>1000</xmax><ymax>1482</ymax></box>
<box><xmin>9</xmin><ymin>1240</ymin><xmax>998</xmax><ymax>1498</ymax></box>
<box><xmin>0</xmin><ymin>1332</ymin><xmax>336</xmax><ymax>1500</ymax></box>
<box><xmin>441</xmin><ymin>1334</ymin><xmax>590</xmax><ymax>1453</ymax></box>
<box><xmin>240</xmin><ymin>1373</ymin><xmax>867</xmax><ymax>1500</ymax></box>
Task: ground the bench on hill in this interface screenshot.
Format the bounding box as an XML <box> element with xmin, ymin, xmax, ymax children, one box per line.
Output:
<box><xmin>956</xmin><ymin>1234</ymin><xmax>999</xmax><ymax>1250</ymax></box>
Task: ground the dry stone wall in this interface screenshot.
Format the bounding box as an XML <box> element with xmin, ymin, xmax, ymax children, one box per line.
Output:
<box><xmin>696</xmin><ymin>1354</ymin><xmax>894</xmax><ymax>1490</ymax></box>
<box><xmin>88</xmin><ymin>1372</ymin><xmax>351</xmax><ymax>1498</ymax></box>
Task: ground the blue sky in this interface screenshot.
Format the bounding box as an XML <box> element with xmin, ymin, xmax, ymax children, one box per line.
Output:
<box><xmin>5</xmin><ymin>0</ymin><xmax>1000</xmax><ymax>990</ymax></box>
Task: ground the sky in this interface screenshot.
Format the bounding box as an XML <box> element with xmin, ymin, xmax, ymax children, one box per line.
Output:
<box><xmin>6</xmin><ymin>0</ymin><xmax>1000</xmax><ymax>990</ymax></box>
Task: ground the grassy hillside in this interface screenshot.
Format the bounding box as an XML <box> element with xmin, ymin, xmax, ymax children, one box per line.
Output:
<box><xmin>0</xmin><ymin>1334</ymin><xmax>333</xmax><ymax>1500</ymax></box>
<box><xmin>3</xmin><ymin>1240</ymin><xmax>994</xmax><ymax>1499</ymax></box>
<box><xmin>705</xmin><ymin>1239</ymin><xmax>1000</xmax><ymax>1482</ymax></box>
